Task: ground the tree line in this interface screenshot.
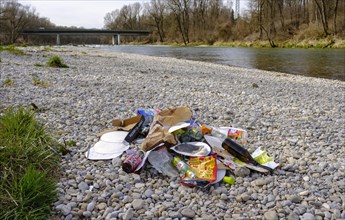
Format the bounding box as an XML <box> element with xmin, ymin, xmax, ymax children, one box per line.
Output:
<box><xmin>1</xmin><ymin>0</ymin><xmax>344</xmax><ymax>46</ymax></box>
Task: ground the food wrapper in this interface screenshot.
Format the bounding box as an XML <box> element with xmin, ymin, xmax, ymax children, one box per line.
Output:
<box><xmin>189</xmin><ymin>154</ymin><xmax>217</xmax><ymax>182</ymax></box>
<box><xmin>251</xmin><ymin>147</ymin><xmax>279</xmax><ymax>169</ymax></box>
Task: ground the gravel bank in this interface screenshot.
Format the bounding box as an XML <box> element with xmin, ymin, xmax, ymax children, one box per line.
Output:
<box><xmin>1</xmin><ymin>46</ymin><xmax>344</xmax><ymax>220</ymax></box>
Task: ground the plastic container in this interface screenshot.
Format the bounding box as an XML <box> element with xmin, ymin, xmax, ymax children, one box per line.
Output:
<box><xmin>173</xmin><ymin>157</ymin><xmax>197</xmax><ymax>178</ymax></box>
<box><xmin>183</xmin><ymin>124</ymin><xmax>203</xmax><ymax>141</ymax></box>
<box><xmin>147</xmin><ymin>147</ymin><xmax>179</xmax><ymax>177</ymax></box>
<box><xmin>201</xmin><ymin>125</ymin><xmax>247</xmax><ymax>144</ymax></box>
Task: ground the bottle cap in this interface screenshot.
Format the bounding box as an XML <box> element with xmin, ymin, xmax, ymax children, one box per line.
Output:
<box><xmin>223</xmin><ymin>176</ymin><xmax>236</xmax><ymax>185</ymax></box>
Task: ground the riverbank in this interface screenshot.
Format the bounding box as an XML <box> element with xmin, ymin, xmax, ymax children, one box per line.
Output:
<box><xmin>1</xmin><ymin>46</ymin><xmax>344</xmax><ymax>219</ymax></box>
<box><xmin>132</xmin><ymin>37</ymin><xmax>345</xmax><ymax>49</ymax></box>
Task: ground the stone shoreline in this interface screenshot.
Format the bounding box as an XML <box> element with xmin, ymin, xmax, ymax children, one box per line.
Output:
<box><xmin>1</xmin><ymin>46</ymin><xmax>344</xmax><ymax>220</ymax></box>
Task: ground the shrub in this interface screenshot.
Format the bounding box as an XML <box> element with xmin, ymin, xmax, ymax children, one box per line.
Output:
<box><xmin>46</xmin><ymin>56</ymin><xmax>69</xmax><ymax>68</ymax></box>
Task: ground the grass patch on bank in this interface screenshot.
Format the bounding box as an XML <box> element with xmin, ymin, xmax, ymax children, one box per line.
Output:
<box><xmin>33</xmin><ymin>77</ymin><xmax>48</xmax><ymax>88</ymax></box>
<box><xmin>3</xmin><ymin>79</ymin><xmax>14</xmax><ymax>87</ymax></box>
<box><xmin>46</xmin><ymin>56</ymin><xmax>69</xmax><ymax>68</ymax></box>
<box><xmin>0</xmin><ymin>45</ymin><xmax>25</xmax><ymax>55</ymax></box>
<box><xmin>0</xmin><ymin>106</ymin><xmax>59</xmax><ymax>220</ymax></box>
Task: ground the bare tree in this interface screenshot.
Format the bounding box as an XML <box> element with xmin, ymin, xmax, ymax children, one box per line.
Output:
<box><xmin>145</xmin><ymin>0</ymin><xmax>167</xmax><ymax>42</ymax></box>
<box><xmin>0</xmin><ymin>0</ymin><xmax>37</xmax><ymax>44</ymax></box>
<box><xmin>168</xmin><ymin>0</ymin><xmax>191</xmax><ymax>45</ymax></box>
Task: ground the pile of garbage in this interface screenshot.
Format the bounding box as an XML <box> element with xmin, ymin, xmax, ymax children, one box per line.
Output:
<box><xmin>86</xmin><ymin>106</ymin><xmax>279</xmax><ymax>188</ymax></box>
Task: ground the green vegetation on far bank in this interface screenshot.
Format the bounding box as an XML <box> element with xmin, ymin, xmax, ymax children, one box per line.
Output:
<box><xmin>0</xmin><ymin>45</ymin><xmax>25</xmax><ymax>55</ymax></box>
<box><xmin>0</xmin><ymin>106</ymin><xmax>60</xmax><ymax>220</ymax></box>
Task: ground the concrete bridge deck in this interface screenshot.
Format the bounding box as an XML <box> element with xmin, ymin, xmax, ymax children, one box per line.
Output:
<box><xmin>21</xmin><ymin>29</ymin><xmax>151</xmax><ymax>45</ymax></box>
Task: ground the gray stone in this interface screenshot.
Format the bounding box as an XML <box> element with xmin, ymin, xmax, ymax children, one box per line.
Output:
<box><xmin>96</xmin><ymin>202</ymin><xmax>107</xmax><ymax>210</ymax></box>
<box><xmin>122</xmin><ymin>208</ymin><xmax>133</xmax><ymax>220</ymax></box>
<box><xmin>87</xmin><ymin>201</ymin><xmax>96</xmax><ymax>212</ymax></box>
<box><xmin>144</xmin><ymin>188</ymin><xmax>154</xmax><ymax>198</ymax></box>
<box><xmin>302</xmin><ymin>213</ymin><xmax>315</xmax><ymax>220</ymax></box>
<box><xmin>61</xmin><ymin>205</ymin><xmax>71</xmax><ymax>216</ymax></box>
<box><xmin>78</xmin><ymin>181</ymin><xmax>89</xmax><ymax>192</ymax></box>
<box><xmin>169</xmin><ymin>211</ymin><xmax>180</xmax><ymax>218</ymax></box>
<box><xmin>264</xmin><ymin>210</ymin><xmax>278</xmax><ymax>220</ymax></box>
<box><xmin>112</xmin><ymin>157</ymin><xmax>122</xmax><ymax>167</ymax></box>
<box><xmin>289</xmin><ymin>195</ymin><xmax>302</xmax><ymax>203</ymax></box>
<box><xmin>83</xmin><ymin>211</ymin><xmax>92</xmax><ymax>218</ymax></box>
<box><xmin>287</xmin><ymin>212</ymin><xmax>299</xmax><ymax>220</ymax></box>
<box><xmin>234</xmin><ymin>167</ymin><xmax>250</xmax><ymax>177</ymax></box>
<box><xmin>132</xmin><ymin>199</ymin><xmax>144</xmax><ymax>210</ymax></box>
<box><xmin>181</xmin><ymin>208</ymin><xmax>195</xmax><ymax>218</ymax></box>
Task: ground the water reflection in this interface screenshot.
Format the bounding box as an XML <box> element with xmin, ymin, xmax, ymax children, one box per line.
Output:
<box><xmin>103</xmin><ymin>46</ymin><xmax>345</xmax><ymax>81</ymax></box>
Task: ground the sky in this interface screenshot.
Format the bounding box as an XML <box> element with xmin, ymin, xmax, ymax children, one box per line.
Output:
<box><xmin>18</xmin><ymin>0</ymin><xmax>249</xmax><ymax>29</ymax></box>
<box><xmin>18</xmin><ymin>0</ymin><xmax>148</xmax><ymax>29</ymax></box>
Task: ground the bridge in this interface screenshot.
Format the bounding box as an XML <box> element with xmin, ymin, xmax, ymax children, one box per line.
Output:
<box><xmin>21</xmin><ymin>29</ymin><xmax>151</xmax><ymax>45</ymax></box>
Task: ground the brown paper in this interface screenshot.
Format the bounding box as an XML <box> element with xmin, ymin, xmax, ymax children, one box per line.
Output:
<box><xmin>142</xmin><ymin>106</ymin><xmax>192</xmax><ymax>151</ymax></box>
<box><xmin>96</xmin><ymin>115</ymin><xmax>141</xmax><ymax>137</ymax></box>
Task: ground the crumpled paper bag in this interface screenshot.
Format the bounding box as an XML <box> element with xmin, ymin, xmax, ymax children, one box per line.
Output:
<box><xmin>141</xmin><ymin>106</ymin><xmax>192</xmax><ymax>151</ymax></box>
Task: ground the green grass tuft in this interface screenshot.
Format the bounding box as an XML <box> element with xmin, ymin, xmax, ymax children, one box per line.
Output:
<box><xmin>46</xmin><ymin>56</ymin><xmax>69</xmax><ymax>68</ymax></box>
<box><xmin>33</xmin><ymin>77</ymin><xmax>48</xmax><ymax>88</ymax></box>
<box><xmin>3</xmin><ymin>79</ymin><xmax>14</xmax><ymax>87</ymax></box>
<box><xmin>0</xmin><ymin>106</ymin><xmax>59</xmax><ymax>219</ymax></box>
<box><xmin>34</xmin><ymin>63</ymin><xmax>44</xmax><ymax>67</ymax></box>
<box><xmin>0</xmin><ymin>45</ymin><xmax>25</xmax><ymax>55</ymax></box>
<box><xmin>0</xmin><ymin>166</ymin><xmax>57</xmax><ymax>220</ymax></box>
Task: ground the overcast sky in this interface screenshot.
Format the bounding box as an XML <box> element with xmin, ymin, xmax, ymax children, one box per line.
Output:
<box><xmin>18</xmin><ymin>0</ymin><xmax>249</xmax><ymax>29</ymax></box>
<box><xmin>18</xmin><ymin>0</ymin><xmax>148</xmax><ymax>29</ymax></box>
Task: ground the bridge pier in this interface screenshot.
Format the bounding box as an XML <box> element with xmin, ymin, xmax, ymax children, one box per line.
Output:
<box><xmin>112</xmin><ymin>34</ymin><xmax>121</xmax><ymax>45</ymax></box>
<box><xmin>56</xmin><ymin>34</ymin><xmax>60</xmax><ymax>45</ymax></box>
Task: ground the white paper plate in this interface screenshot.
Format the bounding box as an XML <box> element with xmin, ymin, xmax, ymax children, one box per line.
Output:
<box><xmin>171</xmin><ymin>142</ymin><xmax>211</xmax><ymax>157</ymax></box>
<box><xmin>85</xmin><ymin>146</ymin><xmax>122</xmax><ymax>160</ymax></box>
<box><xmin>204</xmin><ymin>135</ymin><xmax>223</xmax><ymax>149</ymax></box>
<box><xmin>93</xmin><ymin>140</ymin><xmax>129</xmax><ymax>154</ymax></box>
<box><xmin>100</xmin><ymin>131</ymin><xmax>128</xmax><ymax>142</ymax></box>
<box><xmin>168</xmin><ymin>122</ymin><xmax>190</xmax><ymax>133</ymax></box>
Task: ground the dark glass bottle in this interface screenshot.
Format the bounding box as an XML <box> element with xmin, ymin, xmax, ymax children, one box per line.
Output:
<box><xmin>222</xmin><ymin>138</ymin><xmax>273</xmax><ymax>172</ymax></box>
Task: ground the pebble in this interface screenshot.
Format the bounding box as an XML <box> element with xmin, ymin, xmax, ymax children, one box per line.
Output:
<box><xmin>122</xmin><ymin>208</ymin><xmax>133</xmax><ymax>220</ymax></box>
<box><xmin>181</xmin><ymin>208</ymin><xmax>195</xmax><ymax>218</ymax></box>
<box><xmin>78</xmin><ymin>182</ymin><xmax>89</xmax><ymax>192</ymax></box>
<box><xmin>61</xmin><ymin>205</ymin><xmax>71</xmax><ymax>216</ymax></box>
<box><xmin>302</xmin><ymin>213</ymin><xmax>315</xmax><ymax>220</ymax></box>
<box><xmin>289</xmin><ymin>194</ymin><xmax>302</xmax><ymax>203</ymax></box>
<box><xmin>132</xmin><ymin>199</ymin><xmax>144</xmax><ymax>210</ymax></box>
<box><xmin>3</xmin><ymin>46</ymin><xmax>344</xmax><ymax>220</ymax></box>
<box><xmin>234</xmin><ymin>167</ymin><xmax>250</xmax><ymax>177</ymax></box>
<box><xmin>264</xmin><ymin>210</ymin><xmax>278</xmax><ymax>220</ymax></box>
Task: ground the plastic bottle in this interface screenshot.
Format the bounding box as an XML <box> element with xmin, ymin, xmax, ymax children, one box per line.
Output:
<box><xmin>137</xmin><ymin>108</ymin><xmax>160</xmax><ymax>136</ymax></box>
<box><xmin>122</xmin><ymin>150</ymin><xmax>145</xmax><ymax>173</ymax></box>
<box><xmin>184</xmin><ymin>124</ymin><xmax>203</xmax><ymax>140</ymax></box>
<box><xmin>173</xmin><ymin>157</ymin><xmax>197</xmax><ymax>178</ymax></box>
<box><xmin>147</xmin><ymin>147</ymin><xmax>179</xmax><ymax>177</ymax></box>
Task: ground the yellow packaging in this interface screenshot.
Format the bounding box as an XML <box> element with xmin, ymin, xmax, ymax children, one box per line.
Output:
<box><xmin>189</xmin><ymin>154</ymin><xmax>217</xmax><ymax>182</ymax></box>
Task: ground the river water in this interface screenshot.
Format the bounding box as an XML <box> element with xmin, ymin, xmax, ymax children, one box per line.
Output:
<box><xmin>102</xmin><ymin>45</ymin><xmax>345</xmax><ymax>81</ymax></box>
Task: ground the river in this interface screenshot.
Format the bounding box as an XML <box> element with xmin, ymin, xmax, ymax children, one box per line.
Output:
<box><xmin>101</xmin><ymin>45</ymin><xmax>345</xmax><ymax>81</ymax></box>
